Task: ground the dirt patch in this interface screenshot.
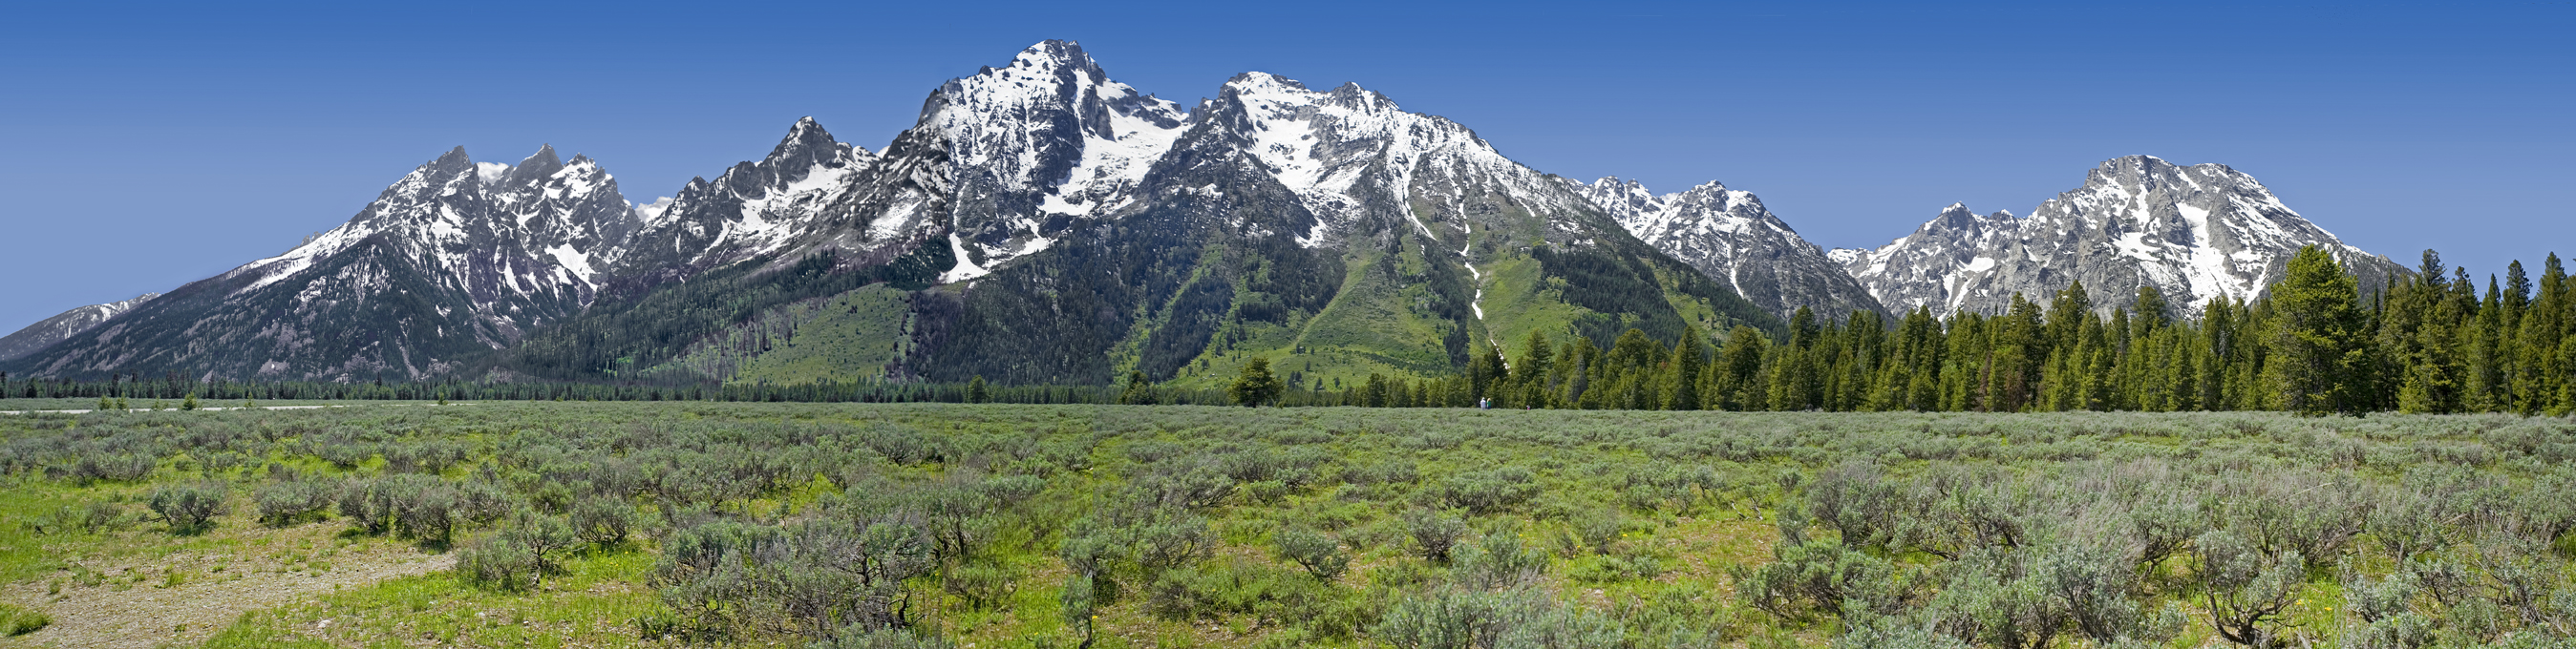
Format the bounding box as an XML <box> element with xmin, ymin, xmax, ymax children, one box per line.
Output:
<box><xmin>0</xmin><ymin>523</ymin><xmax>453</xmax><ymax>649</ymax></box>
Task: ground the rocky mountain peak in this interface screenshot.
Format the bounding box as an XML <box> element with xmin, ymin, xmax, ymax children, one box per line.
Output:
<box><xmin>500</xmin><ymin>145</ymin><xmax>565</xmax><ymax>187</ymax></box>
<box><xmin>763</xmin><ymin>116</ymin><xmax>861</xmax><ymax>172</ymax></box>
<box><xmin>1008</xmin><ymin>39</ymin><xmax>1105</xmax><ymax>81</ymax></box>
<box><xmin>1578</xmin><ymin>177</ymin><xmax>1665</xmax><ymax>221</ymax></box>
<box><xmin>433</xmin><ymin>146</ymin><xmax>472</xmax><ymax>169</ymax></box>
<box><xmin>1841</xmin><ymin>156</ymin><xmax>2402</xmax><ymax>317</ymax></box>
<box><xmin>1592</xmin><ymin>177</ymin><xmax>1884</xmax><ymax>321</ymax></box>
<box><xmin>0</xmin><ymin>293</ymin><xmax>162</xmax><ymax>362</ymax></box>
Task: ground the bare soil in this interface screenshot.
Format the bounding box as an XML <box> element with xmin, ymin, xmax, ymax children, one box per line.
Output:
<box><xmin>0</xmin><ymin>521</ymin><xmax>453</xmax><ymax>649</ymax></box>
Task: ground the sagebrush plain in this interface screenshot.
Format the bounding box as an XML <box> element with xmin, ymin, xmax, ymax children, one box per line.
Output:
<box><xmin>2</xmin><ymin>403</ymin><xmax>2574</xmax><ymax>648</ymax></box>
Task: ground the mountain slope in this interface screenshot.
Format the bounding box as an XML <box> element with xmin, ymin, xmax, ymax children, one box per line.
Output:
<box><xmin>4</xmin><ymin>146</ymin><xmax>643</xmax><ymax>380</ymax></box>
<box><xmin>1833</xmin><ymin>156</ymin><xmax>2407</xmax><ymax>317</ymax></box>
<box><xmin>0</xmin><ymin>293</ymin><xmax>159</xmax><ymax>362</ymax></box>
<box><xmin>522</xmin><ymin>41</ymin><xmax>1779</xmax><ymax>388</ymax></box>
<box><xmin>904</xmin><ymin>61</ymin><xmax>1779</xmax><ymax>388</ymax></box>
<box><xmin>1582</xmin><ymin>178</ymin><xmax>1886</xmax><ymax>322</ymax></box>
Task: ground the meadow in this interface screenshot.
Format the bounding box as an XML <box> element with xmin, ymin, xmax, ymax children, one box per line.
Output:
<box><xmin>0</xmin><ymin>402</ymin><xmax>2572</xmax><ymax>648</ymax></box>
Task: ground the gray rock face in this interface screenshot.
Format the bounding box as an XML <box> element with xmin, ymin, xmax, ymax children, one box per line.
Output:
<box><xmin>4</xmin><ymin>145</ymin><xmax>642</xmax><ymax>380</ymax></box>
<box><xmin>1582</xmin><ymin>178</ymin><xmax>1886</xmax><ymax>322</ymax></box>
<box><xmin>1833</xmin><ymin>156</ymin><xmax>2406</xmax><ymax>317</ymax></box>
<box><xmin>610</xmin><ymin>40</ymin><xmax>1192</xmax><ymax>286</ymax></box>
<box><xmin>0</xmin><ymin>293</ymin><xmax>158</xmax><ymax>361</ymax></box>
<box><xmin>607</xmin><ymin>117</ymin><xmax>878</xmax><ymax>281</ymax></box>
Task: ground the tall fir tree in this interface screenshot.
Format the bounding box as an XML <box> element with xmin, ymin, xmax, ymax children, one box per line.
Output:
<box><xmin>2269</xmin><ymin>245</ymin><xmax>2374</xmax><ymax>416</ymax></box>
<box><xmin>1665</xmin><ymin>326</ymin><xmax>1705</xmax><ymax>410</ymax></box>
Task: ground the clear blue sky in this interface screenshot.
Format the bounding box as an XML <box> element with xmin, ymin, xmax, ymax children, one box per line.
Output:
<box><xmin>3</xmin><ymin>1</ymin><xmax>2569</xmax><ymax>331</ymax></box>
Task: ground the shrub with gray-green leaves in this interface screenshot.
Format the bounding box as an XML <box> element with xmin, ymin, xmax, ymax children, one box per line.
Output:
<box><xmin>1404</xmin><ymin>509</ymin><xmax>1471</xmax><ymax>564</ymax></box>
<box><xmin>1373</xmin><ymin>587</ymin><xmax>1621</xmax><ymax>649</ymax></box>
<box><xmin>254</xmin><ymin>479</ymin><xmax>336</xmax><ymax>525</ymax></box>
<box><xmin>806</xmin><ymin>626</ymin><xmax>954</xmax><ymax>649</ymax></box>
<box><xmin>1271</xmin><ymin>526</ymin><xmax>1350</xmax><ymax>580</ymax></box>
<box><xmin>147</xmin><ymin>483</ymin><xmax>226</xmax><ymax>534</ymax></box>
<box><xmin>1434</xmin><ymin>467</ymin><xmax>1541</xmax><ymax>514</ymax></box>
<box><xmin>461</xmin><ymin>513</ymin><xmax>578</xmax><ymax>592</ymax></box>
<box><xmin>1454</xmin><ymin>524</ymin><xmax>1551</xmax><ymax>591</ymax></box>
<box><xmin>656</xmin><ymin>513</ymin><xmax>935</xmax><ymax>641</ymax></box>
<box><xmin>2190</xmin><ymin>530</ymin><xmax>2306</xmax><ymax>647</ymax></box>
<box><xmin>570</xmin><ymin>497</ymin><xmax>639</xmax><ymax>547</ymax></box>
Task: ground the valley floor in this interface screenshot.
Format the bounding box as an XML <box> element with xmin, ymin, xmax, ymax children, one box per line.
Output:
<box><xmin>0</xmin><ymin>403</ymin><xmax>2569</xmax><ymax>648</ymax></box>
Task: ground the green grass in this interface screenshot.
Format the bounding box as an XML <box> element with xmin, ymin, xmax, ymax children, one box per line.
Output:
<box><xmin>0</xmin><ymin>601</ymin><xmax>49</xmax><ymax>636</ymax></box>
<box><xmin>730</xmin><ymin>283</ymin><xmax>915</xmax><ymax>386</ymax></box>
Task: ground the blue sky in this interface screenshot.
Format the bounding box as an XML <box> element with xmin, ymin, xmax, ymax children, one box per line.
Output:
<box><xmin>3</xmin><ymin>1</ymin><xmax>2569</xmax><ymax>331</ymax></box>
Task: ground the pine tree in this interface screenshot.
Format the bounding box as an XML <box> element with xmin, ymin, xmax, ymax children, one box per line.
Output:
<box><xmin>1469</xmin><ymin>342</ymin><xmax>1508</xmax><ymax>403</ymax></box>
<box><xmin>1665</xmin><ymin>326</ymin><xmax>1705</xmax><ymax>410</ymax></box>
<box><xmin>1560</xmin><ymin>338</ymin><xmax>1596</xmax><ymax>408</ymax></box>
<box><xmin>1228</xmin><ymin>358</ymin><xmax>1283</xmax><ymax>408</ymax></box>
<box><xmin>2270</xmin><ymin>246</ymin><xmax>2373</xmax><ymax>416</ymax></box>
<box><xmin>2466</xmin><ymin>277</ymin><xmax>2509</xmax><ymax>411</ymax></box>
<box><xmin>1118</xmin><ymin>370</ymin><xmax>1158</xmax><ymax>406</ymax></box>
<box><xmin>967</xmin><ymin>376</ymin><xmax>990</xmax><ymax>404</ymax></box>
<box><xmin>1714</xmin><ymin>325</ymin><xmax>1769</xmax><ymax>411</ymax></box>
<box><xmin>181</xmin><ymin>393</ymin><xmax>200</xmax><ymax>411</ymax></box>
<box><xmin>1940</xmin><ymin>311</ymin><xmax>1983</xmax><ymax>411</ymax></box>
<box><xmin>2133</xmin><ymin>284</ymin><xmax>2171</xmax><ymax>332</ymax></box>
<box><xmin>1513</xmin><ymin>331</ymin><xmax>1555</xmax><ymax>408</ymax></box>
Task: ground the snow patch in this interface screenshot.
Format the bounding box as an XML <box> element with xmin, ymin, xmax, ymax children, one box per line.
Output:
<box><xmin>631</xmin><ymin>197</ymin><xmax>675</xmax><ymax>222</ymax></box>
<box><xmin>940</xmin><ymin>233</ymin><xmax>990</xmax><ymax>283</ymax></box>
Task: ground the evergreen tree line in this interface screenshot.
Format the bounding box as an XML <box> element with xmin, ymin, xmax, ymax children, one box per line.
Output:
<box><xmin>0</xmin><ymin>370</ymin><xmax>1366</xmax><ymax>409</ymax></box>
<box><xmin>1384</xmin><ymin>246</ymin><xmax>2576</xmax><ymax>417</ymax></box>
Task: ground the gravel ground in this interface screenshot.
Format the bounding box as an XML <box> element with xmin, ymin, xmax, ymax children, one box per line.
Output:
<box><xmin>0</xmin><ymin>523</ymin><xmax>454</xmax><ymax>649</ymax></box>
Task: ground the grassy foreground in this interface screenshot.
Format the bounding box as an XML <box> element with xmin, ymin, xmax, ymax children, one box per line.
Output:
<box><xmin>0</xmin><ymin>403</ymin><xmax>2571</xmax><ymax>648</ymax></box>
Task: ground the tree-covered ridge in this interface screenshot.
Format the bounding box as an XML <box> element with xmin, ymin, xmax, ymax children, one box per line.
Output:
<box><xmin>1373</xmin><ymin>246</ymin><xmax>2574</xmax><ymax>417</ymax></box>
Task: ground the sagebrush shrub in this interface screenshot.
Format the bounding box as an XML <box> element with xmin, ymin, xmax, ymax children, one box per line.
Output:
<box><xmin>147</xmin><ymin>483</ymin><xmax>226</xmax><ymax>534</ymax></box>
<box><xmin>1271</xmin><ymin>526</ymin><xmax>1350</xmax><ymax>580</ymax></box>
<box><xmin>569</xmin><ymin>498</ymin><xmax>637</xmax><ymax>547</ymax></box>
<box><xmin>254</xmin><ymin>479</ymin><xmax>335</xmax><ymax>525</ymax></box>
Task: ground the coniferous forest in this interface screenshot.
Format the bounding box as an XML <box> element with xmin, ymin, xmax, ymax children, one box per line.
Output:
<box><xmin>1402</xmin><ymin>246</ymin><xmax>2576</xmax><ymax>418</ymax></box>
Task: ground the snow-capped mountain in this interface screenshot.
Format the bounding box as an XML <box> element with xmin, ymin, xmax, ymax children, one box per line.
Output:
<box><xmin>6</xmin><ymin>145</ymin><xmax>642</xmax><ymax>380</ymax></box>
<box><xmin>608</xmin><ymin>117</ymin><xmax>878</xmax><ymax>281</ymax></box>
<box><xmin>0</xmin><ymin>293</ymin><xmax>159</xmax><ymax>362</ymax></box>
<box><xmin>507</xmin><ymin>40</ymin><xmax>1779</xmax><ymax>387</ymax></box>
<box><xmin>611</xmin><ymin>40</ymin><xmax>1192</xmax><ymax>287</ymax></box>
<box><xmin>1832</xmin><ymin>156</ymin><xmax>2405</xmax><ymax>317</ymax></box>
<box><xmin>1583</xmin><ymin>178</ymin><xmax>1886</xmax><ymax>321</ymax></box>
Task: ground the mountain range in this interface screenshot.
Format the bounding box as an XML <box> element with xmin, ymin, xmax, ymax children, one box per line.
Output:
<box><xmin>0</xmin><ymin>41</ymin><xmax>2403</xmax><ymax>387</ymax></box>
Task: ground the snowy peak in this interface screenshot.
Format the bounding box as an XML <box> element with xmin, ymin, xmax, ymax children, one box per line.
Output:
<box><xmin>1590</xmin><ymin>177</ymin><xmax>1884</xmax><ymax>321</ymax></box>
<box><xmin>0</xmin><ymin>293</ymin><xmax>160</xmax><ymax>362</ymax></box>
<box><xmin>1207</xmin><ymin>69</ymin><xmax>1565</xmax><ymax>247</ymax></box>
<box><xmin>1577</xmin><ymin>177</ymin><xmax>1667</xmax><ymax>223</ymax></box>
<box><xmin>1839</xmin><ymin>156</ymin><xmax>2402</xmax><ymax>317</ymax></box>
<box><xmin>224</xmin><ymin>144</ymin><xmax>636</xmax><ymax>304</ymax></box>
<box><xmin>608</xmin><ymin>117</ymin><xmax>877</xmax><ymax>274</ymax></box>
<box><xmin>500</xmin><ymin>144</ymin><xmax>566</xmax><ymax>189</ymax></box>
<box><xmin>10</xmin><ymin>144</ymin><xmax>649</xmax><ymax>380</ymax></box>
<box><xmin>913</xmin><ymin>40</ymin><xmax>1195</xmax><ymax>275</ymax></box>
<box><xmin>767</xmin><ymin>117</ymin><xmax>864</xmax><ymax>175</ymax></box>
